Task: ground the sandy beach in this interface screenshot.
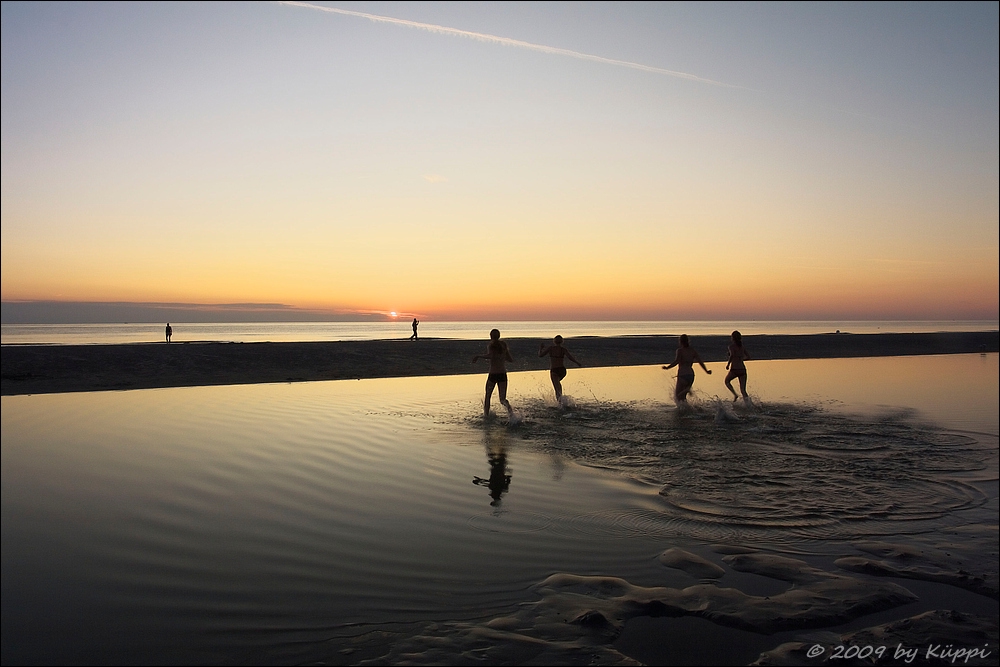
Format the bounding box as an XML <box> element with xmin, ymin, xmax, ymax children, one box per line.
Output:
<box><xmin>2</xmin><ymin>331</ymin><xmax>997</xmax><ymax>396</ymax></box>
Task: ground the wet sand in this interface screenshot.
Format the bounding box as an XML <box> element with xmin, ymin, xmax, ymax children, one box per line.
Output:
<box><xmin>2</xmin><ymin>331</ymin><xmax>997</xmax><ymax>395</ymax></box>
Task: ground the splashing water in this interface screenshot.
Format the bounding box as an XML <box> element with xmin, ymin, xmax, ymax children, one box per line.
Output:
<box><xmin>559</xmin><ymin>395</ymin><xmax>577</xmax><ymax>409</ymax></box>
<box><xmin>713</xmin><ymin>399</ymin><xmax>741</xmax><ymax>424</ymax></box>
<box><xmin>502</xmin><ymin>397</ymin><xmax>995</xmax><ymax>545</ymax></box>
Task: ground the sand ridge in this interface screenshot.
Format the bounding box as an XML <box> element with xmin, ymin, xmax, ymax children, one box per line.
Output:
<box><xmin>344</xmin><ymin>548</ymin><xmax>991</xmax><ymax>665</ymax></box>
<box><xmin>3</xmin><ymin>331</ymin><xmax>997</xmax><ymax>395</ymax></box>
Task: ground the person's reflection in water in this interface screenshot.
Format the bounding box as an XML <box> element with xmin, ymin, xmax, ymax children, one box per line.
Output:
<box><xmin>473</xmin><ymin>430</ymin><xmax>511</xmax><ymax>507</ymax></box>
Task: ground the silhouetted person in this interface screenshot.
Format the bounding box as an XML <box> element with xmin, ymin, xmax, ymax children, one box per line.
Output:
<box><xmin>410</xmin><ymin>318</ymin><xmax>419</xmax><ymax>341</ymax></box>
<box><xmin>725</xmin><ymin>330</ymin><xmax>751</xmax><ymax>403</ymax></box>
<box><xmin>662</xmin><ymin>334</ymin><xmax>711</xmax><ymax>403</ymax></box>
<box><xmin>539</xmin><ymin>335</ymin><xmax>581</xmax><ymax>401</ymax></box>
<box><xmin>472</xmin><ymin>329</ymin><xmax>514</xmax><ymax>419</ymax></box>
<box><xmin>165</xmin><ymin>323</ymin><xmax>172</xmax><ymax>343</ymax></box>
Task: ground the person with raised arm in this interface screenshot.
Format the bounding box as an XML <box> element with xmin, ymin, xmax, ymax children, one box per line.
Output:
<box><xmin>662</xmin><ymin>334</ymin><xmax>711</xmax><ymax>404</ymax></box>
<box><xmin>539</xmin><ymin>335</ymin><xmax>581</xmax><ymax>402</ymax></box>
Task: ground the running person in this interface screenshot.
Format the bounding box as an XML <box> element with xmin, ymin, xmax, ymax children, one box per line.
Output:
<box><xmin>539</xmin><ymin>335</ymin><xmax>581</xmax><ymax>401</ymax></box>
<box><xmin>725</xmin><ymin>330</ymin><xmax>751</xmax><ymax>403</ymax></box>
<box><xmin>662</xmin><ymin>334</ymin><xmax>711</xmax><ymax>403</ymax></box>
<box><xmin>472</xmin><ymin>329</ymin><xmax>514</xmax><ymax>419</ymax></box>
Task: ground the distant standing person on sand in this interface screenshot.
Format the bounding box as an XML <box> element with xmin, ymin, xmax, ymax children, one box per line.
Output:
<box><xmin>539</xmin><ymin>335</ymin><xmax>581</xmax><ymax>402</ymax></box>
<box><xmin>472</xmin><ymin>329</ymin><xmax>514</xmax><ymax>419</ymax></box>
<box><xmin>410</xmin><ymin>318</ymin><xmax>419</xmax><ymax>341</ymax></box>
<box><xmin>165</xmin><ymin>323</ymin><xmax>172</xmax><ymax>343</ymax></box>
<box><xmin>725</xmin><ymin>330</ymin><xmax>751</xmax><ymax>404</ymax></box>
<box><xmin>662</xmin><ymin>334</ymin><xmax>711</xmax><ymax>403</ymax></box>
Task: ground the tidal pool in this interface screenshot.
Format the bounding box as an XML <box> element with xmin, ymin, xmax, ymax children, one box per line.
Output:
<box><xmin>2</xmin><ymin>354</ymin><xmax>997</xmax><ymax>664</ymax></box>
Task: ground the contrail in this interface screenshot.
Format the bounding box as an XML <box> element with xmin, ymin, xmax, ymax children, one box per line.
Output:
<box><xmin>279</xmin><ymin>1</ymin><xmax>742</xmax><ymax>89</ymax></box>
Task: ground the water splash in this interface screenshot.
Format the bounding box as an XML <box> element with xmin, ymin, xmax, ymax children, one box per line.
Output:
<box><xmin>502</xmin><ymin>397</ymin><xmax>995</xmax><ymax>543</ymax></box>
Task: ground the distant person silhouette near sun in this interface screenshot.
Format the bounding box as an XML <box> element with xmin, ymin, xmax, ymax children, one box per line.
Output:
<box><xmin>165</xmin><ymin>323</ymin><xmax>172</xmax><ymax>343</ymax></box>
<box><xmin>410</xmin><ymin>318</ymin><xmax>419</xmax><ymax>341</ymax></box>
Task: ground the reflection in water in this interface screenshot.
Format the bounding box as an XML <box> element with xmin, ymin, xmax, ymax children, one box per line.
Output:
<box><xmin>473</xmin><ymin>427</ymin><xmax>512</xmax><ymax>507</ymax></box>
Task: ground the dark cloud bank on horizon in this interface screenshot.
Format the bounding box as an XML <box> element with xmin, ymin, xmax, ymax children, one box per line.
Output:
<box><xmin>1</xmin><ymin>301</ymin><xmax>387</xmax><ymax>324</ymax></box>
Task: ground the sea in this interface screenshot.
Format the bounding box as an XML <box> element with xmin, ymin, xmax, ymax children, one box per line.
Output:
<box><xmin>1</xmin><ymin>319</ymin><xmax>997</xmax><ymax>345</ymax></box>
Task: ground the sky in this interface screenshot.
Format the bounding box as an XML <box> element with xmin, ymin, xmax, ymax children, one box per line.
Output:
<box><xmin>2</xmin><ymin>1</ymin><xmax>998</xmax><ymax>322</ymax></box>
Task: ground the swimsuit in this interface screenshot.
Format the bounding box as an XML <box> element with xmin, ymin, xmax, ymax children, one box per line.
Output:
<box><xmin>677</xmin><ymin>371</ymin><xmax>695</xmax><ymax>389</ymax></box>
<box><xmin>487</xmin><ymin>372</ymin><xmax>508</xmax><ymax>384</ymax></box>
<box><xmin>550</xmin><ymin>367</ymin><xmax>567</xmax><ymax>381</ymax></box>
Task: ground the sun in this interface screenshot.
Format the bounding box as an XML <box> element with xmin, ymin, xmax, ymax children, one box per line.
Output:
<box><xmin>390</xmin><ymin>312</ymin><xmax>397</xmax><ymax>317</ymax></box>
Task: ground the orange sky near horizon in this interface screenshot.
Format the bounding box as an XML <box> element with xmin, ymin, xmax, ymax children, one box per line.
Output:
<box><xmin>2</xmin><ymin>3</ymin><xmax>997</xmax><ymax>321</ymax></box>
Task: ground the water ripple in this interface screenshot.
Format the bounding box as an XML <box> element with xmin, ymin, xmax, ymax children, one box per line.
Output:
<box><xmin>508</xmin><ymin>398</ymin><xmax>994</xmax><ymax>543</ymax></box>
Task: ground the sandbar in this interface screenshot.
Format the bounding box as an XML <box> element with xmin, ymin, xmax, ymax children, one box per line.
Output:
<box><xmin>2</xmin><ymin>331</ymin><xmax>997</xmax><ymax>396</ymax></box>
